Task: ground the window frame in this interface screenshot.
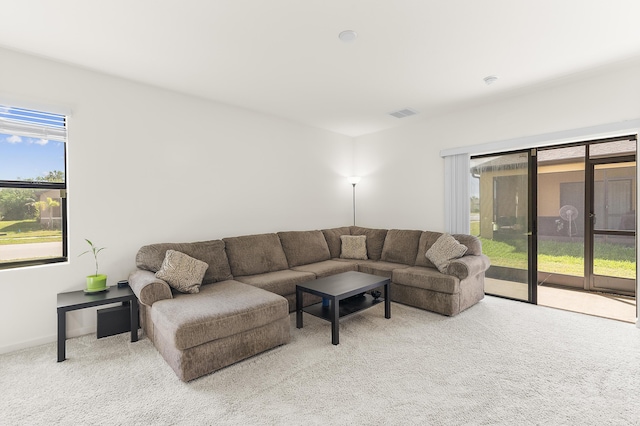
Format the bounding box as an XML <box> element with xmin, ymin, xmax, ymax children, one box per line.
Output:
<box><xmin>0</xmin><ymin>108</ymin><xmax>68</xmax><ymax>270</ymax></box>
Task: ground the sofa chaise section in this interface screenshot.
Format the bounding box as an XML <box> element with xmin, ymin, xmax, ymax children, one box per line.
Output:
<box><xmin>150</xmin><ymin>280</ymin><xmax>290</xmax><ymax>382</ymax></box>
<box><xmin>130</xmin><ymin>239</ymin><xmax>290</xmax><ymax>381</ymax></box>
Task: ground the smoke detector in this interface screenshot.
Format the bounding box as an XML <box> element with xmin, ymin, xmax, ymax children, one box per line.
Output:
<box><xmin>338</xmin><ymin>30</ymin><xmax>357</xmax><ymax>42</ymax></box>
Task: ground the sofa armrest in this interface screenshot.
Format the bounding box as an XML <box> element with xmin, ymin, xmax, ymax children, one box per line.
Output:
<box><xmin>128</xmin><ymin>269</ymin><xmax>173</xmax><ymax>306</ymax></box>
<box><xmin>447</xmin><ymin>254</ymin><xmax>490</xmax><ymax>280</ymax></box>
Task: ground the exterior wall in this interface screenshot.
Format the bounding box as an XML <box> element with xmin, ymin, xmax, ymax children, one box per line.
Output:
<box><xmin>38</xmin><ymin>190</ymin><xmax>62</xmax><ymax>228</ymax></box>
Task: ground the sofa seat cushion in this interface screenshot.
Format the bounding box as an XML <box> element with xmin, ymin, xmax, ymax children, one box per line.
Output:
<box><xmin>235</xmin><ymin>269</ymin><xmax>315</xmax><ymax>296</ymax></box>
<box><xmin>392</xmin><ymin>266</ymin><xmax>460</xmax><ymax>294</ymax></box>
<box><xmin>357</xmin><ymin>260</ymin><xmax>409</xmax><ymax>279</ymax></box>
<box><xmin>150</xmin><ymin>280</ymin><xmax>289</xmax><ymax>351</ymax></box>
<box><xmin>292</xmin><ymin>260</ymin><xmax>358</xmax><ymax>278</ymax></box>
<box><xmin>223</xmin><ymin>233</ymin><xmax>289</xmax><ymax>276</ymax></box>
<box><xmin>277</xmin><ymin>230</ymin><xmax>331</xmax><ymax>267</ymax></box>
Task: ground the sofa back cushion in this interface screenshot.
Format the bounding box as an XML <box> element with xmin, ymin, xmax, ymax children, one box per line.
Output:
<box><xmin>414</xmin><ymin>231</ymin><xmax>443</xmax><ymax>268</ymax></box>
<box><xmin>278</xmin><ymin>230</ymin><xmax>331</xmax><ymax>267</ymax></box>
<box><xmin>136</xmin><ymin>240</ymin><xmax>232</xmax><ymax>284</ymax></box>
<box><xmin>380</xmin><ymin>229</ymin><xmax>423</xmax><ymax>265</ymax></box>
<box><xmin>321</xmin><ymin>226</ymin><xmax>352</xmax><ymax>258</ymax></box>
<box><xmin>350</xmin><ymin>226</ymin><xmax>388</xmax><ymax>260</ymax></box>
<box><xmin>415</xmin><ymin>231</ymin><xmax>483</xmax><ymax>268</ymax></box>
<box><xmin>452</xmin><ymin>234</ymin><xmax>482</xmax><ymax>255</ymax></box>
<box><xmin>223</xmin><ymin>233</ymin><xmax>289</xmax><ymax>276</ymax></box>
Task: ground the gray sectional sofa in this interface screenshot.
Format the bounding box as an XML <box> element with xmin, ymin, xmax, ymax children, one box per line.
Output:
<box><xmin>128</xmin><ymin>226</ymin><xmax>490</xmax><ymax>381</ymax></box>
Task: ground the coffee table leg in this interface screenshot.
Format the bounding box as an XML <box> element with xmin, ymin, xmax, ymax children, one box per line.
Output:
<box><xmin>331</xmin><ymin>297</ymin><xmax>339</xmax><ymax>345</ymax></box>
<box><xmin>384</xmin><ymin>283</ymin><xmax>391</xmax><ymax>319</ymax></box>
<box><xmin>57</xmin><ymin>308</ymin><xmax>66</xmax><ymax>362</ymax></box>
<box><xmin>296</xmin><ymin>287</ymin><xmax>303</xmax><ymax>329</ymax></box>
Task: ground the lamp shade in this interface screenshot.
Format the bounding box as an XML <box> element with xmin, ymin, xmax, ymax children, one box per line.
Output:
<box><xmin>347</xmin><ymin>176</ymin><xmax>361</xmax><ymax>185</ymax></box>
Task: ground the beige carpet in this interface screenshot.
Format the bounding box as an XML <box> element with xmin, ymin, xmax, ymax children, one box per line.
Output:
<box><xmin>2</xmin><ymin>296</ymin><xmax>640</xmax><ymax>425</ymax></box>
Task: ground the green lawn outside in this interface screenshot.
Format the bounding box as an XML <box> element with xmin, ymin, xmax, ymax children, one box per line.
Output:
<box><xmin>471</xmin><ymin>220</ymin><xmax>635</xmax><ymax>279</ymax></box>
<box><xmin>0</xmin><ymin>220</ymin><xmax>62</xmax><ymax>245</ymax></box>
<box><xmin>479</xmin><ymin>236</ymin><xmax>636</xmax><ymax>279</ymax></box>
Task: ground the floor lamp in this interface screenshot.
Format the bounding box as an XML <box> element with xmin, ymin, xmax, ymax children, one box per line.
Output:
<box><xmin>347</xmin><ymin>176</ymin><xmax>361</xmax><ymax>226</ymax></box>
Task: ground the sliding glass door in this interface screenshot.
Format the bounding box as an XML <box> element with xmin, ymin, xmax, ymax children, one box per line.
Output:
<box><xmin>470</xmin><ymin>150</ymin><xmax>537</xmax><ymax>302</ymax></box>
<box><xmin>588</xmin><ymin>139</ymin><xmax>636</xmax><ymax>295</ymax></box>
<box><xmin>537</xmin><ymin>146</ymin><xmax>586</xmax><ymax>290</ymax></box>
<box><xmin>472</xmin><ymin>136</ymin><xmax>636</xmax><ymax>307</ymax></box>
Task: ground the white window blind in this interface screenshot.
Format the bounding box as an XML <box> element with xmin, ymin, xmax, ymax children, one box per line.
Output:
<box><xmin>443</xmin><ymin>153</ymin><xmax>470</xmax><ymax>234</ymax></box>
<box><xmin>0</xmin><ymin>105</ymin><xmax>67</xmax><ymax>183</ymax></box>
<box><xmin>0</xmin><ymin>106</ymin><xmax>66</xmax><ymax>142</ymax></box>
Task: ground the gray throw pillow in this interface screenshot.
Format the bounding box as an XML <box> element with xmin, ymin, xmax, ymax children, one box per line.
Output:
<box><xmin>426</xmin><ymin>233</ymin><xmax>468</xmax><ymax>274</ymax></box>
<box><xmin>155</xmin><ymin>250</ymin><xmax>208</xmax><ymax>294</ymax></box>
<box><xmin>340</xmin><ymin>235</ymin><xmax>368</xmax><ymax>260</ymax></box>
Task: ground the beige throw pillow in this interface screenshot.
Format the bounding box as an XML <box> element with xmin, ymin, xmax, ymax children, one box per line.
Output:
<box><xmin>155</xmin><ymin>250</ymin><xmax>208</xmax><ymax>294</ymax></box>
<box><xmin>340</xmin><ymin>235</ymin><xmax>368</xmax><ymax>260</ymax></box>
<box><xmin>426</xmin><ymin>233</ymin><xmax>468</xmax><ymax>274</ymax></box>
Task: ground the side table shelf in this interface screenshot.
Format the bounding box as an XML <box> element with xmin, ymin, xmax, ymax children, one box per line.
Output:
<box><xmin>56</xmin><ymin>285</ymin><xmax>139</xmax><ymax>362</ymax></box>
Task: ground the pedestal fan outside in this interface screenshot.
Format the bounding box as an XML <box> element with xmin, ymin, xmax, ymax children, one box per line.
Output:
<box><xmin>559</xmin><ymin>205</ymin><xmax>579</xmax><ymax>237</ymax></box>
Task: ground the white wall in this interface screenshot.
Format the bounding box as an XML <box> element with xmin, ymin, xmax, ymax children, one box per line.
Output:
<box><xmin>3</xmin><ymin>47</ymin><xmax>639</xmax><ymax>353</ymax></box>
<box><xmin>354</xmin><ymin>58</ymin><xmax>640</xmax><ymax>231</ymax></box>
<box><xmin>354</xmin><ymin>57</ymin><xmax>640</xmax><ymax>323</ymax></box>
<box><xmin>0</xmin><ymin>47</ymin><xmax>355</xmax><ymax>353</ymax></box>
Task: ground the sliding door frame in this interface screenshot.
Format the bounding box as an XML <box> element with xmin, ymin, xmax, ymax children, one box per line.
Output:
<box><xmin>585</xmin><ymin>143</ymin><xmax>636</xmax><ymax>295</ymax></box>
<box><xmin>528</xmin><ymin>149</ymin><xmax>538</xmax><ymax>304</ymax></box>
<box><xmin>472</xmin><ymin>148</ymin><xmax>538</xmax><ymax>304</ymax></box>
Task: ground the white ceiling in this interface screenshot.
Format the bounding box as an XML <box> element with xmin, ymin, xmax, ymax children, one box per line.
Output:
<box><xmin>2</xmin><ymin>1</ymin><xmax>640</xmax><ymax>137</ymax></box>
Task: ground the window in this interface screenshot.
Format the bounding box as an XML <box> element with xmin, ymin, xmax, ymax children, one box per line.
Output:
<box><xmin>0</xmin><ymin>105</ymin><xmax>67</xmax><ymax>269</ymax></box>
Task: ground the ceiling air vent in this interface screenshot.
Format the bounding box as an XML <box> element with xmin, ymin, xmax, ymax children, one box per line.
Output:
<box><xmin>389</xmin><ymin>108</ymin><xmax>418</xmax><ymax>119</ymax></box>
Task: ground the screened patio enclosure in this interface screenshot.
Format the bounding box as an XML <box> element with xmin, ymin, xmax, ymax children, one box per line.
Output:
<box><xmin>470</xmin><ymin>137</ymin><xmax>637</xmax><ymax>303</ymax></box>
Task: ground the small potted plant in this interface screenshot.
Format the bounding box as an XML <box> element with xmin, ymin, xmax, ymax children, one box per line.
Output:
<box><xmin>79</xmin><ymin>239</ymin><xmax>107</xmax><ymax>293</ymax></box>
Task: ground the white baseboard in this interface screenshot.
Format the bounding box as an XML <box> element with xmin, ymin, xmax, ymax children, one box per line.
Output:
<box><xmin>0</xmin><ymin>334</ymin><xmax>57</xmax><ymax>355</ymax></box>
<box><xmin>0</xmin><ymin>326</ymin><xmax>96</xmax><ymax>355</ymax></box>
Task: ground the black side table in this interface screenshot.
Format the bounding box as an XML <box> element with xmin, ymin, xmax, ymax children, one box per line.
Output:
<box><xmin>56</xmin><ymin>285</ymin><xmax>139</xmax><ymax>362</ymax></box>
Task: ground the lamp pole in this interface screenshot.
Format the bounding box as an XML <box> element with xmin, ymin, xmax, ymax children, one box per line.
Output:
<box><xmin>352</xmin><ymin>183</ymin><xmax>357</xmax><ymax>226</ymax></box>
<box><xmin>347</xmin><ymin>176</ymin><xmax>361</xmax><ymax>226</ymax></box>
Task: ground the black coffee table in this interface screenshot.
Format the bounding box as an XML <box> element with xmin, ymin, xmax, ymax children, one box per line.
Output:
<box><xmin>296</xmin><ymin>271</ymin><xmax>390</xmax><ymax>345</ymax></box>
